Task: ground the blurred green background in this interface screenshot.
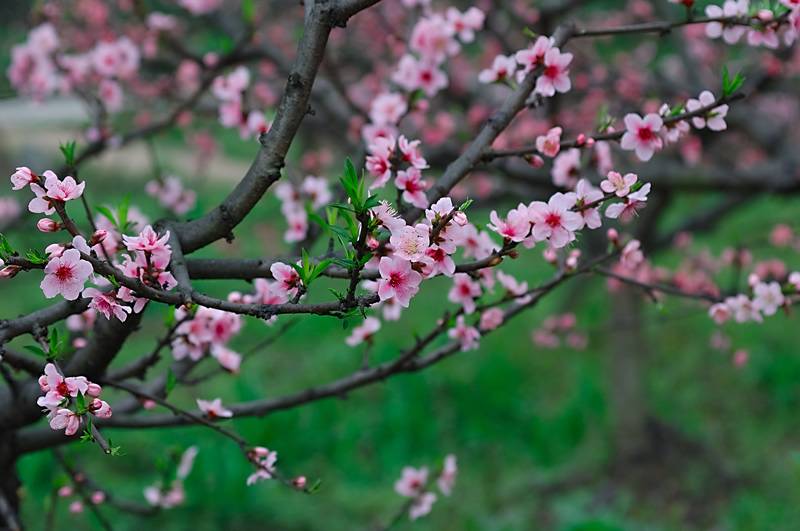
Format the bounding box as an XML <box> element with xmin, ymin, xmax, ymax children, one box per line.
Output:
<box><xmin>2</xmin><ymin>2</ymin><xmax>800</xmax><ymax>530</ymax></box>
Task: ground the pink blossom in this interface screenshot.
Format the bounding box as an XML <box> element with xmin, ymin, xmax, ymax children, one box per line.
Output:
<box><xmin>448</xmin><ymin>315</ymin><xmax>480</xmax><ymax>351</ymax></box>
<box><xmin>369</xmin><ymin>93</ymin><xmax>407</xmax><ymax>126</ymax></box>
<box><xmin>535</xmin><ymin>48</ymin><xmax>573</xmax><ymax>97</ymax></box>
<box><xmin>82</xmin><ymin>288</ymin><xmax>132</xmax><ymax>321</ymax></box>
<box><xmin>752</xmin><ymin>281</ymin><xmax>784</xmax><ymax>316</ymax></box>
<box><xmin>514</xmin><ymin>36</ymin><xmax>553</xmax><ymax>74</ymax></box>
<box><xmin>270</xmin><ymin>262</ymin><xmax>302</xmax><ymax>298</ymax></box>
<box><xmin>395</xmin><ymin>167</ymin><xmax>429</xmax><ymax>209</ymax></box>
<box><xmin>528</xmin><ymin>192</ymin><xmax>583</xmax><ymax>248</ymax></box>
<box><xmin>394</xmin><ymin>467</ymin><xmax>428</xmax><ymax>497</ymax></box>
<box><xmin>421</xmin><ymin>245</ymin><xmax>456</xmax><ymax>277</ymax></box>
<box><xmin>448</xmin><ymin>273</ymin><xmax>482</xmax><ymax>314</ymax></box>
<box><xmin>377</xmin><ymin>257</ymin><xmax>423</xmax><ymax>308</ymax></box>
<box><xmin>41</xmin><ymin>249</ymin><xmax>93</xmax><ymax>300</ymax></box>
<box><xmin>686</xmin><ymin>90</ymin><xmax>728</xmax><ymax>131</ymax></box>
<box><xmin>246</xmin><ymin>448</ymin><xmax>278</xmax><ymax>486</ymax></box>
<box><xmin>366</xmin><ymin>136</ymin><xmax>395</xmax><ymax>188</ymax></box>
<box><xmin>409</xmin><ymin>492</ymin><xmax>437</xmax><ymax>520</ymax></box>
<box><xmin>345</xmin><ymin>317</ymin><xmax>381</xmax><ymax>346</ymax></box>
<box><xmin>397</xmin><ymin>136</ymin><xmax>428</xmax><ymax>170</ymax></box>
<box><xmin>10</xmin><ymin>166</ymin><xmax>36</xmax><ymax>190</ymax></box>
<box><xmin>179</xmin><ymin>0</ymin><xmax>223</xmax><ymax>15</ymax></box>
<box><xmin>122</xmin><ymin>225</ymin><xmax>171</xmax><ymax>259</ymax></box>
<box><xmin>301</xmin><ymin>175</ymin><xmax>332</xmax><ymax>210</ymax></box>
<box><xmin>41</xmin><ymin>170</ymin><xmax>85</xmax><ymax>202</ymax></box>
<box><xmin>551</xmin><ymin>148</ymin><xmax>581</xmax><ymax>188</ymax></box>
<box><xmin>733</xmin><ymin>349</ymin><xmax>749</xmax><ymax>367</ymax></box>
<box><xmin>705</xmin><ymin>1</ymin><xmax>749</xmax><ymax>44</ymax></box>
<box><xmin>371</xmin><ymin>201</ymin><xmax>406</xmax><ymax>233</ymax></box>
<box><xmin>212</xmin><ymin>345</ymin><xmax>242</xmax><ymax>373</ymax></box>
<box><xmin>392</xmin><ymin>55</ymin><xmax>448</xmax><ymax>97</ymax></box>
<box><xmin>48</xmin><ymin>408</ymin><xmax>81</xmax><ymax>436</ymax></box>
<box><xmin>575</xmin><ymin>179</ymin><xmax>603</xmax><ymax>229</ymax></box>
<box><xmin>620</xmin><ymin>113</ymin><xmax>663</xmax><ymax>161</ymax></box>
<box><xmin>446</xmin><ymin>7</ymin><xmax>485</xmax><ymax>42</ymax></box>
<box><xmin>601</xmin><ymin>171</ymin><xmax>638</xmax><ymax>197</ymax></box>
<box><xmin>605</xmin><ymin>183</ymin><xmax>651</xmax><ymax>222</ymax></box>
<box><xmin>536</xmin><ymin>127</ymin><xmax>562</xmax><ymax>158</ymax></box>
<box><xmin>89</xmin><ymin>398</ymin><xmax>112</xmax><ymax>418</ymax></box>
<box><xmin>390</xmin><ymin>223</ymin><xmax>430</xmax><ymax>261</ymax></box>
<box><xmin>709</xmin><ymin>303</ymin><xmax>732</xmax><ymax>324</ymax></box>
<box><xmin>197</xmin><ymin>398</ymin><xmax>233</xmax><ymax>419</ymax></box>
<box><xmin>620</xmin><ymin>240</ymin><xmax>644</xmax><ymax>269</ymax></box>
<box><xmin>437</xmin><ymin>454</ymin><xmax>457</xmax><ymax>496</ymax></box>
<box><xmin>487</xmin><ymin>205</ymin><xmax>530</xmax><ymax>242</ymax></box>
<box><xmin>409</xmin><ymin>15</ymin><xmax>459</xmax><ymax>63</ymax></box>
<box><xmin>478</xmin><ymin>54</ymin><xmax>517</xmax><ymax>84</ymax></box>
<box><xmin>497</xmin><ymin>271</ymin><xmax>531</xmax><ymax>304</ymax></box>
<box><xmin>725</xmin><ymin>294</ymin><xmax>763</xmax><ymax>323</ymax></box>
<box><xmin>479</xmin><ymin>308</ymin><xmax>504</xmax><ymax>330</ymax></box>
<box><xmin>212</xmin><ymin>66</ymin><xmax>250</xmax><ymax>102</ymax></box>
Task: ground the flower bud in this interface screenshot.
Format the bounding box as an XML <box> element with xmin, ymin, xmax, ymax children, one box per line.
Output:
<box><xmin>37</xmin><ymin>218</ymin><xmax>61</xmax><ymax>233</ymax></box>
<box><xmin>585</xmin><ymin>137</ymin><xmax>596</xmax><ymax>147</ymax></box>
<box><xmin>58</xmin><ymin>486</ymin><xmax>73</xmax><ymax>497</ymax></box>
<box><xmin>86</xmin><ymin>382</ymin><xmax>103</xmax><ymax>397</ymax></box>
<box><xmin>576</xmin><ymin>133</ymin><xmax>587</xmax><ymax>146</ymax></box>
<box><xmin>90</xmin><ymin>229</ymin><xmax>108</xmax><ymax>245</ymax></box>
<box><xmin>292</xmin><ymin>476</ymin><xmax>307</xmax><ymax>489</ymax></box>
<box><xmin>0</xmin><ymin>265</ymin><xmax>21</xmax><ymax>279</ymax></box>
<box><xmin>91</xmin><ymin>491</ymin><xmax>106</xmax><ymax>505</ymax></box>
<box><xmin>606</xmin><ymin>228</ymin><xmax>619</xmax><ymax>244</ymax></box>
<box><xmin>526</xmin><ymin>154</ymin><xmax>545</xmax><ymax>168</ymax></box>
<box><xmin>452</xmin><ymin>211</ymin><xmax>468</xmax><ymax>226</ymax></box>
<box><xmin>543</xmin><ymin>247</ymin><xmax>558</xmax><ymax>264</ymax></box>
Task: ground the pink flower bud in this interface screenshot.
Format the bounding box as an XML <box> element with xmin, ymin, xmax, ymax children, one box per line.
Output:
<box><xmin>733</xmin><ymin>349</ymin><xmax>749</xmax><ymax>367</ymax></box>
<box><xmin>90</xmin><ymin>229</ymin><xmax>108</xmax><ymax>245</ymax></box>
<box><xmin>452</xmin><ymin>211</ymin><xmax>468</xmax><ymax>226</ymax></box>
<box><xmin>0</xmin><ymin>265</ymin><xmax>21</xmax><ymax>279</ymax></box>
<box><xmin>585</xmin><ymin>137</ymin><xmax>596</xmax><ymax>147</ymax></box>
<box><xmin>292</xmin><ymin>476</ymin><xmax>307</xmax><ymax>489</ymax></box>
<box><xmin>757</xmin><ymin>9</ymin><xmax>773</xmax><ymax>21</ymax></box>
<box><xmin>576</xmin><ymin>133</ymin><xmax>587</xmax><ymax>146</ymax></box>
<box><xmin>58</xmin><ymin>485</ymin><xmax>73</xmax><ymax>497</ymax></box>
<box><xmin>606</xmin><ymin>228</ymin><xmax>619</xmax><ymax>244</ymax></box>
<box><xmin>91</xmin><ymin>491</ymin><xmax>106</xmax><ymax>505</ymax></box>
<box><xmin>37</xmin><ymin>218</ymin><xmax>61</xmax><ymax>233</ymax></box>
<box><xmin>69</xmin><ymin>500</ymin><xmax>83</xmax><ymax>514</ymax></box>
<box><xmin>543</xmin><ymin>247</ymin><xmax>558</xmax><ymax>264</ymax></box>
<box><xmin>86</xmin><ymin>382</ymin><xmax>103</xmax><ymax>397</ymax></box>
<box><xmin>527</xmin><ymin>155</ymin><xmax>545</xmax><ymax>168</ymax></box>
<box><xmin>251</xmin><ymin>446</ymin><xmax>270</xmax><ymax>457</ymax></box>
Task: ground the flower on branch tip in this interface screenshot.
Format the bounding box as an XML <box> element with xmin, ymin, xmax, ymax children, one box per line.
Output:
<box><xmin>197</xmin><ymin>398</ymin><xmax>233</xmax><ymax>419</ymax></box>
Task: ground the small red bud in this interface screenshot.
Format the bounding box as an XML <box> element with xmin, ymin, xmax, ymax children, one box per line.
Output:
<box><xmin>292</xmin><ymin>476</ymin><xmax>307</xmax><ymax>489</ymax></box>
<box><xmin>90</xmin><ymin>229</ymin><xmax>108</xmax><ymax>245</ymax></box>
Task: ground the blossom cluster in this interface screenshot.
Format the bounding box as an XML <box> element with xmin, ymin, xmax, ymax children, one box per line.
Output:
<box><xmin>274</xmin><ymin>176</ymin><xmax>331</xmax><ymax>242</ymax></box>
<box><xmin>9</xmin><ymin>23</ymin><xmax>139</xmax><ymax>110</ymax></box>
<box><xmin>393</xmin><ymin>455</ymin><xmax>457</xmax><ymax>521</ymax></box>
<box><xmin>37</xmin><ymin>363</ymin><xmax>112</xmax><ymax>436</ymax></box>
<box><xmin>212</xmin><ymin>66</ymin><xmax>270</xmax><ymax>140</ymax></box>
<box><xmin>145</xmin><ymin>176</ymin><xmax>197</xmax><ymax>216</ymax></box>
<box><xmin>481</xmin><ymin>35</ymin><xmax>573</xmax><ymax>98</ymax></box>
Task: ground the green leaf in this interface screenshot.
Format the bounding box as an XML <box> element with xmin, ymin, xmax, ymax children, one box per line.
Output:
<box><xmin>523</xmin><ymin>27</ymin><xmax>537</xmax><ymax>40</ymax></box>
<box><xmin>165</xmin><ymin>369</ymin><xmax>177</xmax><ymax>397</ymax></box>
<box><xmin>95</xmin><ymin>205</ymin><xmax>117</xmax><ymax>228</ymax></box>
<box><xmin>25</xmin><ymin>249</ymin><xmax>48</xmax><ymax>265</ymax></box>
<box><xmin>48</xmin><ymin>328</ymin><xmax>62</xmax><ymax>358</ymax></box>
<box><xmin>117</xmin><ymin>196</ymin><xmax>130</xmax><ymax>234</ymax></box>
<box><xmin>24</xmin><ymin>345</ymin><xmax>48</xmax><ymax>358</ymax></box>
<box><xmin>458</xmin><ymin>198</ymin><xmax>474</xmax><ymax>212</ymax></box>
<box><xmin>722</xmin><ymin>66</ymin><xmax>745</xmax><ymax>98</ymax></box>
<box><xmin>0</xmin><ymin>233</ymin><xmax>13</xmax><ymax>257</ymax></box>
<box><xmin>242</xmin><ymin>0</ymin><xmax>256</xmax><ymax>23</ymax></box>
<box><xmin>59</xmin><ymin>141</ymin><xmax>77</xmax><ymax>167</ymax></box>
<box><xmin>307</xmin><ymin>479</ymin><xmax>323</xmax><ymax>493</ymax></box>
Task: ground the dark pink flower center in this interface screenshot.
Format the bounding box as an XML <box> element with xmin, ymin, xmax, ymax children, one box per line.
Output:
<box><xmin>544</xmin><ymin>65</ymin><xmax>559</xmax><ymax>79</ymax></box>
<box><xmin>389</xmin><ymin>272</ymin><xmax>403</xmax><ymax>288</ymax></box>
<box><xmin>545</xmin><ymin>212</ymin><xmax>562</xmax><ymax>228</ymax></box>
<box><xmin>637</xmin><ymin>126</ymin><xmax>654</xmax><ymax>142</ymax></box>
<box><xmin>55</xmin><ymin>264</ymin><xmax>73</xmax><ymax>282</ymax></box>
